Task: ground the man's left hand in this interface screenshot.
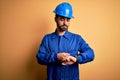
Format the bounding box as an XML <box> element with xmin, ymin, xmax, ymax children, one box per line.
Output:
<box><xmin>62</xmin><ymin>56</ymin><xmax>77</xmax><ymax>65</ymax></box>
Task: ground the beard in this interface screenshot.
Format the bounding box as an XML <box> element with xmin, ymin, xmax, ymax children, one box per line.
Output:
<box><xmin>57</xmin><ymin>24</ymin><xmax>68</xmax><ymax>32</ymax></box>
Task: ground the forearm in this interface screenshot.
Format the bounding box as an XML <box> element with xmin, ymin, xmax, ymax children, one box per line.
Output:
<box><xmin>36</xmin><ymin>51</ymin><xmax>58</xmax><ymax>65</ymax></box>
<box><xmin>76</xmin><ymin>49</ymin><xmax>94</xmax><ymax>64</ymax></box>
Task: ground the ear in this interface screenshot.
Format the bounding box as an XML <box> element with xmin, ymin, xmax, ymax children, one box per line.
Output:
<box><xmin>54</xmin><ymin>17</ymin><xmax>57</xmax><ymax>22</ymax></box>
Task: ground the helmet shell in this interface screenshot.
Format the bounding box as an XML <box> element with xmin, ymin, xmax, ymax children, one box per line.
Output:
<box><xmin>53</xmin><ymin>2</ymin><xmax>74</xmax><ymax>18</ymax></box>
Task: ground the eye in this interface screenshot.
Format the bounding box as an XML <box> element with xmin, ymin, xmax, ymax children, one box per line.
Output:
<box><xmin>60</xmin><ymin>17</ymin><xmax>64</xmax><ymax>21</ymax></box>
<box><xmin>67</xmin><ymin>19</ymin><xmax>70</xmax><ymax>22</ymax></box>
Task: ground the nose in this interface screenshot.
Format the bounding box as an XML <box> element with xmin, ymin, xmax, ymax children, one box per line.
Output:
<box><xmin>63</xmin><ymin>19</ymin><xmax>68</xmax><ymax>25</ymax></box>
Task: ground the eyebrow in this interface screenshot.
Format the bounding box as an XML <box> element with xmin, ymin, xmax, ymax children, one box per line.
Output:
<box><xmin>59</xmin><ymin>16</ymin><xmax>70</xmax><ymax>19</ymax></box>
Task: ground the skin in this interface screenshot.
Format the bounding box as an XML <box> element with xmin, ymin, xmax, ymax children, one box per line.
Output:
<box><xmin>55</xmin><ymin>15</ymin><xmax>77</xmax><ymax>65</ymax></box>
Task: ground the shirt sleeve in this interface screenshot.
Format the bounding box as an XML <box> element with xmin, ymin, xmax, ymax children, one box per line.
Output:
<box><xmin>36</xmin><ymin>35</ymin><xmax>58</xmax><ymax>65</ymax></box>
<box><xmin>76</xmin><ymin>36</ymin><xmax>95</xmax><ymax>64</ymax></box>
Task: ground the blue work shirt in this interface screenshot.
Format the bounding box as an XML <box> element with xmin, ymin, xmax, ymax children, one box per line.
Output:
<box><xmin>36</xmin><ymin>30</ymin><xmax>94</xmax><ymax>80</ymax></box>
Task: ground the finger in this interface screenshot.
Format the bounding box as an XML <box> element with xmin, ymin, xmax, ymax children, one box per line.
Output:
<box><xmin>63</xmin><ymin>53</ymin><xmax>70</xmax><ymax>56</ymax></box>
<box><xmin>67</xmin><ymin>61</ymin><xmax>74</xmax><ymax>65</ymax></box>
<box><xmin>66</xmin><ymin>57</ymin><xmax>70</xmax><ymax>62</ymax></box>
<box><xmin>62</xmin><ymin>61</ymin><xmax>74</xmax><ymax>65</ymax></box>
<box><xmin>68</xmin><ymin>56</ymin><xmax>76</xmax><ymax>62</ymax></box>
<box><xmin>61</xmin><ymin>57</ymin><xmax>66</xmax><ymax>62</ymax></box>
<box><xmin>62</xmin><ymin>62</ymin><xmax>68</xmax><ymax>65</ymax></box>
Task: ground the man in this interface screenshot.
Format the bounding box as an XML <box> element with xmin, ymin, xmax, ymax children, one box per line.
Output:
<box><xmin>36</xmin><ymin>2</ymin><xmax>94</xmax><ymax>80</ymax></box>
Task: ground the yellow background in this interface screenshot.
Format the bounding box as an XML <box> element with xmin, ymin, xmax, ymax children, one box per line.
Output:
<box><xmin>0</xmin><ymin>0</ymin><xmax>120</xmax><ymax>80</ymax></box>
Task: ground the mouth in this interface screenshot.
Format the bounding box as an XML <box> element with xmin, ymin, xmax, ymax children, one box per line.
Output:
<box><xmin>62</xmin><ymin>25</ymin><xmax>68</xmax><ymax>28</ymax></box>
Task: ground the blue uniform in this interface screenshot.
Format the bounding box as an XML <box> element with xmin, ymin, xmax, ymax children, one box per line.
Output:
<box><xmin>36</xmin><ymin>30</ymin><xmax>94</xmax><ymax>80</ymax></box>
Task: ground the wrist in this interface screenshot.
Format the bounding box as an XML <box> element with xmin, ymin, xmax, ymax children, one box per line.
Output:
<box><xmin>74</xmin><ymin>55</ymin><xmax>78</xmax><ymax>62</ymax></box>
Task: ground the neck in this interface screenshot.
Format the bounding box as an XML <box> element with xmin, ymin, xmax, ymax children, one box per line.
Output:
<box><xmin>56</xmin><ymin>28</ymin><xmax>66</xmax><ymax>36</ymax></box>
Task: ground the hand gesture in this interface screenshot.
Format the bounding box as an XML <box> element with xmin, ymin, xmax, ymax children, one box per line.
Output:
<box><xmin>62</xmin><ymin>56</ymin><xmax>77</xmax><ymax>65</ymax></box>
<box><xmin>57</xmin><ymin>52</ymin><xmax>77</xmax><ymax>65</ymax></box>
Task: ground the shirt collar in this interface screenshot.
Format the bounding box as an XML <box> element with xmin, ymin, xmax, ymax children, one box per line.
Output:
<box><xmin>51</xmin><ymin>29</ymin><xmax>71</xmax><ymax>39</ymax></box>
<box><xmin>63</xmin><ymin>30</ymin><xmax>71</xmax><ymax>39</ymax></box>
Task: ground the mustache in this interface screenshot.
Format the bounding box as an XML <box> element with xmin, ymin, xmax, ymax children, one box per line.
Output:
<box><xmin>62</xmin><ymin>24</ymin><xmax>68</xmax><ymax>27</ymax></box>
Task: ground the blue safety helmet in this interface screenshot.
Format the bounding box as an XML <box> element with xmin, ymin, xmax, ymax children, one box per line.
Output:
<box><xmin>53</xmin><ymin>2</ymin><xmax>74</xmax><ymax>18</ymax></box>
